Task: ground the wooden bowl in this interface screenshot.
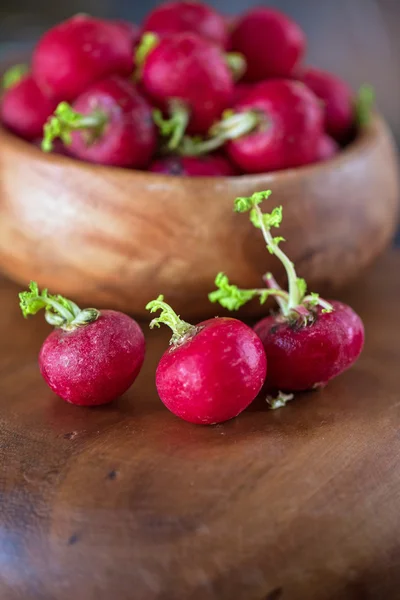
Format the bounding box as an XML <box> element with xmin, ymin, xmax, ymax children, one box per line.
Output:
<box><xmin>0</xmin><ymin>114</ymin><xmax>398</xmax><ymax>319</ymax></box>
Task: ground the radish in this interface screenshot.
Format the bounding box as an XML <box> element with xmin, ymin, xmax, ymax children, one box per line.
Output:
<box><xmin>231</xmin><ymin>81</ymin><xmax>257</xmax><ymax>105</ymax></box>
<box><xmin>316</xmin><ymin>134</ymin><xmax>339</xmax><ymax>162</ymax></box>
<box><xmin>146</xmin><ymin>296</ymin><xmax>266</xmax><ymax>424</ymax></box>
<box><xmin>253</xmin><ymin>301</ymin><xmax>364</xmax><ymax>394</ymax></box>
<box><xmin>180</xmin><ymin>79</ymin><xmax>323</xmax><ymax>174</ymax></box>
<box><xmin>19</xmin><ymin>282</ymin><xmax>145</xmax><ymax>406</ymax></box>
<box><xmin>41</xmin><ymin>76</ymin><xmax>156</xmax><ymax>168</ymax></box>
<box><xmin>230</xmin><ymin>8</ymin><xmax>305</xmax><ymax>81</ymax></box>
<box><xmin>149</xmin><ymin>154</ymin><xmax>237</xmax><ymax>176</ymax></box>
<box><xmin>137</xmin><ymin>32</ymin><xmax>235</xmax><ymax>147</ymax></box>
<box><xmin>32</xmin><ymin>14</ymin><xmax>135</xmax><ymax>101</ymax></box>
<box><xmin>111</xmin><ymin>19</ymin><xmax>141</xmax><ymax>46</ymax></box>
<box><xmin>142</xmin><ymin>1</ymin><xmax>228</xmax><ymax>48</ymax></box>
<box><xmin>209</xmin><ymin>190</ymin><xmax>364</xmax><ymax>399</ymax></box>
<box><xmin>301</xmin><ymin>67</ymin><xmax>354</xmax><ymax>142</ymax></box>
<box><xmin>1</xmin><ymin>67</ymin><xmax>57</xmax><ymax>141</ymax></box>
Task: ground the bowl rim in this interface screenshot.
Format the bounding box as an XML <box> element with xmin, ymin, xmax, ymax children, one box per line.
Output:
<box><xmin>0</xmin><ymin>112</ymin><xmax>383</xmax><ymax>183</ymax></box>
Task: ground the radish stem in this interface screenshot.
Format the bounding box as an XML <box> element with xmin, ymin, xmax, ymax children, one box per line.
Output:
<box><xmin>146</xmin><ymin>295</ymin><xmax>197</xmax><ymax>345</ymax></box>
<box><xmin>153</xmin><ymin>99</ymin><xmax>190</xmax><ymax>150</ymax></box>
<box><xmin>253</xmin><ymin>203</ymin><xmax>300</xmax><ymax>314</ymax></box>
<box><xmin>42</xmin><ymin>101</ymin><xmax>108</xmax><ymax>152</ymax></box>
<box><xmin>178</xmin><ymin>110</ymin><xmax>260</xmax><ymax>156</ymax></box>
<box><xmin>19</xmin><ymin>282</ymin><xmax>99</xmax><ymax>330</ymax></box>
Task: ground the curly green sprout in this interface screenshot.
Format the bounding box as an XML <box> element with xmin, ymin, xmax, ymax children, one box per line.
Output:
<box><xmin>19</xmin><ymin>281</ymin><xmax>99</xmax><ymax>330</ymax></box>
<box><xmin>178</xmin><ymin>108</ymin><xmax>260</xmax><ymax>157</ymax></box>
<box><xmin>42</xmin><ymin>101</ymin><xmax>108</xmax><ymax>153</ymax></box>
<box><xmin>146</xmin><ymin>294</ymin><xmax>197</xmax><ymax>345</ymax></box>
<box><xmin>153</xmin><ymin>99</ymin><xmax>190</xmax><ymax>151</ymax></box>
<box><xmin>209</xmin><ymin>190</ymin><xmax>333</xmax><ymax>320</ymax></box>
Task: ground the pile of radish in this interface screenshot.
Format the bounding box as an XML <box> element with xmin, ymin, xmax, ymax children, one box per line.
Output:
<box><xmin>20</xmin><ymin>188</ymin><xmax>364</xmax><ymax>421</ymax></box>
<box><xmin>1</xmin><ymin>3</ymin><xmax>373</xmax><ymax>175</ymax></box>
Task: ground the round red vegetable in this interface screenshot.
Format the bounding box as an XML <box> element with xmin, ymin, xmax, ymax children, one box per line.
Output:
<box><xmin>32</xmin><ymin>14</ymin><xmax>135</xmax><ymax>101</ymax></box>
<box><xmin>142</xmin><ymin>1</ymin><xmax>228</xmax><ymax>48</ymax></box>
<box><xmin>226</xmin><ymin>80</ymin><xmax>323</xmax><ymax>172</ymax></box>
<box><xmin>316</xmin><ymin>134</ymin><xmax>339</xmax><ymax>162</ymax></box>
<box><xmin>301</xmin><ymin>67</ymin><xmax>354</xmax><ymax>142</ymax></box>
<box><xmin>183</xmin><ymin>79</ymin><xmax>323</xmax><ymax>173</ymax></box>
<box><xmin>209</xmin><ymin>190</ymin><xmax>364</xmax><ymax>402</ymax></box>
<box><xmin>1</xmin><ymin>69</ymin><xmax>57</xmax><ymax>140</ymax></box>
<box><xmin>149</xmin><ymin>154</ymin><xmax>237</xmax><ymax>176</ymax></box>
<box><xmin>19</xmin><ymin>282</ymin><xmax>145</xmax><ymax>406</ymax></box>
<box><xmin>139</xmin><ymin>32</ymin><xmax>234</xmax><ymax>140</ymax></box>
<box><xmin>254</xmin><ymin>301</ymin><xmax>364</xmax><ymax>392</ymax></box>
<box><xmin>230</xmin><ymin>8</ymin><xmax>306</xmax><ymax>81</ymax></box>
<box><xmin>231</xmin><ymin>82</ymin><xmax>257</xmax><ymax>105</ymax></box>
<box><xmin>111</xmin><ymin>19</ymin><xmax>141</xmax><ymax>46</ymax></box>
<box><xmin>146</xmin><ymin>296</ymin><xmax>267</xmax><ymax>424</ymax></box>
<box><xmin>41</xmin><ymin>76</ymin><xmax>156</xmax><ymax>168</ymax></box>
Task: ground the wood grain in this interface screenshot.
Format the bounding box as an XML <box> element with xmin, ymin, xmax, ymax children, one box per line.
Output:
<box><xmin>1</xmin><ymin>252</ymin><xmax>400</xmax><ymax>600</ymax></box>
<box><xmin>0</xmin><ymin>114</ymin><xmax>398</xmax><ymax>319</ymax></box>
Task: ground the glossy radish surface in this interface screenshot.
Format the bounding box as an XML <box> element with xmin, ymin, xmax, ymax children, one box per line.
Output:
<box><xmin>209</xmin><ymin>190</ymin><xmax>365</xmax><ymax>402</ymax></box>
<box><xmin>140</xmin><ymin>32</ymin><xmax>234</xmax><ymax>135</ymax></box>
<box><xmin>1</xmin><ymin>73</ymin><xmax>57</xmax><ymax>140</ymax></box>
<box><xmin>111</xmin><ymin>19</ymin><xmax>141</xmax><ymax>46</ymax></box>
<box><xmin>230</xmin><ymin>8</ymin><xmax>305</xmax><ymax>81</ymax></box>
<box><xmin>19</xmin><ymin>283</ymin><xmax>145</xmax><ymax>406</ymax></box>
<box><xmin>42</xmin><ymin>76</ymin><xmax>156</xmax><ymax>168</ymax></box>
<box><xmin>32</xmin><ymin>14</ymin><xmax>135</xmax><ymax>101</ymax></box>
<box><xmin>146</xmin><ymin>297</ymin><xmax>266</xmax><ymax>424</ymax></box>
<box><xmin>189</xmin><ymin>79</ymin><xmax>323</xmax><ymax>173</ymax></box>
<box><xmin>227</xmin><ymin>80</ymin><xmax>323</xmax><ymax>172</ymax></box>
<box><xmin>142</xmin><ymin>1</ymin><xmax>228</xmax><ymax>48</ymax></box>
<box><xmin>231</xmin><ymin>82</ymin><xmax>257</xmax><ymax>105</ymax></box>
<box><xmin>254</xmin><ymin>301</ymin><xmax>364</xmax><ymax>392</ymax></box>
<box><xmin>1</xmin><ymin>8</ymin><xmax>374</xmax><ymax>173</ymax></box>
<box><xmin>149</xmin><ymin>154</ymin><xmax>237</xmax><ymax>176</ymax></box>
<box><xmin>301</xmin><ymin>67</ymin><xmax>354</xmax><ymax>142</ymax></box>
<box><xmin>316</xmin><ymin>134</ymin><xmax>339</xmax><ymax>161</ymax></box>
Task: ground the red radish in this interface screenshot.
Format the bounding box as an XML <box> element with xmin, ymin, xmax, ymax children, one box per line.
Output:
<box><xmin>142</xmin><ymin>1</ymin><xmax>228</xmax><ymax>48</ymax></box>
<box><xmin>19</xmin><ymin>282</ymin><xmax>145</xmax><ymax>406</ymax></box>
<box><xmin>254</xmin><ymin>301</ymin><xmax>364</xmax><ymax>392</ymax></box>
<box><xmin>301</xmin><ymin>68</ymin><xmax>354</xmax><ymax>142</ymax></box>
<box><xmin>225</xmin><ymin>15</ymin><xmax>237</xmax><ymax>33</ymax></box>
<box><xmin>111</xmin><ymin>19</ymin><xmax>141</xmax><ymax>46</ymax></box>
<box><xmin>42</xmin><ymin>76</ymin><xmax>156</xmax><ymax>168</ymax></box>
<box><xmin>316</xmin><ymin>134</ymin><xmax>339</xmax><ymax>162</ymax></box>
<box><xmin>231</xmin><ymin>82</ymin><xmax>256</xmax><ymax>105</ymax></box>
<box><xmin>181</xmin><ymin>79</ymin><xmax>323</xmax><ymax>174</ymax></box>
<box><xmin>32</xmin><ymin>14</ymin><xmax>135</xmax><ymax>101</ymax></box>
<box><xmin>1</xmin><ymin>69</ymin><xmax>57</xmax><ymax>141</ymax></box>
<box><xmin>230</xmin><ymin>8</ymin><xmax>306</xmax><ymax>81</ymax></box>
<box><xmin>149</xmin><ymin>154</ymin><xmax>237</xmax><ymax>176</ymax></box>
<box><xmin>209</xmin><ymin>190</ymin><xmax>364</xmax><ymax>400</ymax></box>
<box><xmin>146</xmin><ymin>296</ymin><xmax>266</xmax><ymax>424</ymax></box>
<box><xmin>138</xmin><ymin>32</ymin><xmax>234</xmax><ymax>144</ymax></box>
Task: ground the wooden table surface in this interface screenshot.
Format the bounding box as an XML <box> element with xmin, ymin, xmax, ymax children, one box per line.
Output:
<box><xmin>1</xmin><ymin>252</ymin><xmax>400</xmax><ymax>600</ymax></box>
